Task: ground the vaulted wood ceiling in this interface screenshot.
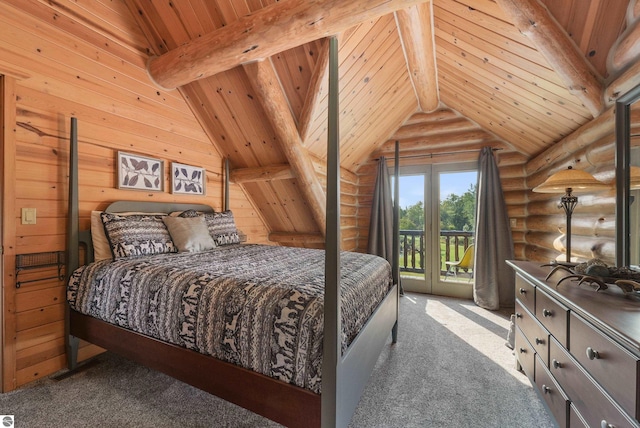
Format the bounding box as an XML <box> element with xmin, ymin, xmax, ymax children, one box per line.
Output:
<box><xmin>119</xmin><ymin>0</ymin><xmax>631</xmax><ymax>241</ymax></box>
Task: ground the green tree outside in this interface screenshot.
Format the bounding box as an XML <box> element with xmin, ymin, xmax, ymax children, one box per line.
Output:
<box><xmin>399</xmin><ymin>181</ymin><xmax>476</xmax><ymax>276</ymax></box>
<box><xmin>399</xmin><ymin>183</ymin><xmax>477</xmax><ymax>232</ymax></box>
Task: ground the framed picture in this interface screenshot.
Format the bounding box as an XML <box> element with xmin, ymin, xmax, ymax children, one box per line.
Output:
<box><xmin>117</xmin><ymin>151</ymin><xmax>164</xmax><ymax>191</ymax></box>
<box><xmin>171</xmin><ymin>162</ymin><xmax>206</xmax><ymax>195</ymax></box>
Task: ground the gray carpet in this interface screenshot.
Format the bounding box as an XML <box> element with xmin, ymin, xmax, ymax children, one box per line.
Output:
<box><xmin>0</xmin><ymin>293</ymin><xmax>554</xmax><ymax>427</ymax></box>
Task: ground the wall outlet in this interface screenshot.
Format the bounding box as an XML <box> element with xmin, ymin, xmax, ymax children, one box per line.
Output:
<box><xmin>21</xmin><ymin>208</ymin><xmax>36</xmax><ymax>225</ymax></box>
<box><xmin>509</xmin><ymin>218</ymin><xmax>517</xmax><ymax>228</ymax></box>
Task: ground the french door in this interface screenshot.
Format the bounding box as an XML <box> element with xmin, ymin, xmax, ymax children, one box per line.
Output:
<box><xmin>397</xmin><ymin>162</ymin><xmax>477</xmax><ymax>298</ymax></box>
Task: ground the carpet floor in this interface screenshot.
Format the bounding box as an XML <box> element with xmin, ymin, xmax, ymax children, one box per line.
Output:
<box><xmin>0</xmin><ymin>293</ymin><xmax>554</xmax><ymax>427</ymax></box>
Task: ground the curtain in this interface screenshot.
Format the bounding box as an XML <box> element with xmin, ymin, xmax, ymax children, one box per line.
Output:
<box><xmin>473</xmin><ymin>147</ymin><xmax>515</xmax><ymax>310</ymax></box>
<box><xmin>368</xmin><ymin>157</ymin><xmax>393</xmax><ymax>261</ymax></box>
<box><xmin>368</xmin><ymin>157</ymin><xmax>402</xmax><ymax>293</ymax></box>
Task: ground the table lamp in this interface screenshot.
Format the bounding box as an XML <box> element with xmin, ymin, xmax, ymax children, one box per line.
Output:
<box><xmin>532</xmin><ymin>166</ymin><xmax>608</xmax><ymax>262</ymax></box>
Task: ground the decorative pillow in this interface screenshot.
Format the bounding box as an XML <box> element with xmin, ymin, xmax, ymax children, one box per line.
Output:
<box><xmin>100</xmin><ymin>212</ymin><xmax>177</xmax><ymax>258</ymax></box>
<box><xmin>91</xmin><ymin>211</ymin><xmax>166</xmax><ymax>261</ymax></box>
<box><xmin>162</xmin><ymin>216</ymin><xmax>216</xmax><ymax>252</ymax></box>
<box><xmin>91</xmin><ymin>211</ymin><xmax>112</xmax><ymax>261</ymax></box>
<box><xmin>175</xmin><ymin>209</ymin><xmax>202</xmax><ymax>218</ymax></box>
<box><xmin>203</xmin><ymin>210</ymin><xmax>241</xmax><ymax>245</ymax></box>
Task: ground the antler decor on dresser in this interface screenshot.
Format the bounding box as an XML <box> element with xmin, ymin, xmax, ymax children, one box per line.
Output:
<box><xmin>542</xmin><ymin>259</ymin><xmax>640</xmax><ymax>296</ymax></box>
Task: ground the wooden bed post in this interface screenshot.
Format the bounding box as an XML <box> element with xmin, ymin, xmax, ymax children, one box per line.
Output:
<box><xmin>65</xmin><ymin>117</ymin><xmax>80</xmax><ymax>370</ymax></box>
<box><xmin>392</xmin><ymin>140</ymin><xmax>400</xmax><ymax>343</ymax></box>
<box><xmin>322</xmin><ymin>35</ymin><xmax>341</xmax><ymax>428</ymax></box>
<box><xmin>224</xmin><ymin>158</ymin><xmax>230</xmax><ymax>211</ymax></box>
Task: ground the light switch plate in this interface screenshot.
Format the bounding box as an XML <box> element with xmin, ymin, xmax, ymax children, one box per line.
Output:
<box><xmin>21</xmin><ymin>208</ymin><xmax>36</xmax><ymax>225</ymax></box>
<box><xmin>509</xmin><ymin>218</ymin><xmax>517</xmax><ymax>228</ymax></box>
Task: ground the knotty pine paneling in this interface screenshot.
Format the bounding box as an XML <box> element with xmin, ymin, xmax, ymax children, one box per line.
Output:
<box><xmin>271</xmin><ymin>41</ymin><xmax>325</xmax><ymax>125</ymax></box>
<box><xmin>1</xmin><ymin>0</ymin><xmax>270</xmax><ymax>392</ymax></box>
<box><xmin>304</xmin><ymin>15</ymin><xmax>418</xmax><ymax>171</ymax></box>
<box><xmin>540</xmin><ymin>0</ymin><xmax>628</xmax><ymax>78</ymax></box>
<box><xmin>434</xmin><ymin>0</ymin><xmax>593</xmax><ymax>156</ymax></box>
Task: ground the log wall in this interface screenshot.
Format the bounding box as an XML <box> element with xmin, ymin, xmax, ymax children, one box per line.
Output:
<box><xmin>355</xmin><ymin>115</ymin><xmax>618</xmax><ymax>267</ymax></box>
<box><xmin>0</xmin><ymin>1</ymin><xmax>270</xmax><ymax>392</ymax></box>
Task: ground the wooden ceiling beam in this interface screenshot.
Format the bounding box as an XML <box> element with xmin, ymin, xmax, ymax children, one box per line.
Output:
<box><xmin>610</xmin><ymin>3</ymin><xmax>640</xmax><ymax>73</ymax></box>
<box><xmin>391</xmin><ymin>117</ymin><xmax>477</xmax><ymax>139</ymax></box>
<box><xmin>299</xmin><ymin>38</ymin><xmax>330</xmax><ymax>143</ymax></box>
<box><xmin>494</xmin><ymin>0</ymin><xmax>604</xmax><ymax>117</ymax></box>
<box><xmin>147</xmin><ymin>0</ymin><xmax>431</xmax><ymax>90</ymax></box>
<box><xmin>395</xmin><ymin>1</ymin><xmax>439</xmax><ymax>112</ymax></box>
<box><xmin>243</xmin><ymin>58</ymin><xmax>327</xmax><ymax>237</ymax></box>
<box><xmin>375</xmin><ymin>129</ymin><xmax>494</xmax><ymax>155</ymax></box>
<box><xmin>230</xmin><ymin>164</ymin><xmax>295</xmax><ymax>184</ymax></box>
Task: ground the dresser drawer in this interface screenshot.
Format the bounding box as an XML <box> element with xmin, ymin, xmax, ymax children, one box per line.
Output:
<box><xmin>536</xmin><ymin>287</ymin><xmax>569</xmax><ymax>347</ymax></box>
<box><xmin>515</xmin><ymin>326</ymin><xmax>535</xmax><ymax>383</ymax></box>
<box><xmin>535</xmin><ymin>354</ymin><xmax>569</xmax><ymax>428</ymax></box>
<box><xmin>569</xmin><ymin>404</ymin><xmax>588</xmax><ymax>428</ymax></box>
<box><xmin>515</xmin><ymin>274</ymin><xmax>535</xmax><ymax>313</ymax></box>
<box><xmin>550</xmin><ymin>337</ymin><xmax>638</xmax><ymax>428</ymax></box>
<box><xmin>516</xmin><ymin>300</ymin><xmax>549</xmax><ymax>365</ymax></box>
<box><xmin>569</xmin><ymin>312</ymin><xmax>640</xmax><ymax>418</ymax></box>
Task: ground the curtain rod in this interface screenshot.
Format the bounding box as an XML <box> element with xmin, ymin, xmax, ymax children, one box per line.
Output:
<box><xmin>376</xmin><ymin>146</ymin><xmax>502</xmax><ymax>161</ymax></box>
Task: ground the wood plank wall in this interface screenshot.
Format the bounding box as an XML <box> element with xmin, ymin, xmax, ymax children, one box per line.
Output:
<box><xmin>0</xmin><ymin>1</ymin><xmax>270</xmax><ymax>392</ymax></box>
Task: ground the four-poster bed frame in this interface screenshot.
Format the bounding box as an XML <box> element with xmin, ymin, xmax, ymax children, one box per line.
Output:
<box><xmin>65</xmin><ymin>38</ymin><xmax>400</xmax><ymax>428</ymax></box>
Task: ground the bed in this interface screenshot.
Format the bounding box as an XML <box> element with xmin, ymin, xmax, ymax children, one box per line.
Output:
<box><xmin>65</xmin><ymin>38</ymin><xmax>400</xmax><ymax>428</ymax></box>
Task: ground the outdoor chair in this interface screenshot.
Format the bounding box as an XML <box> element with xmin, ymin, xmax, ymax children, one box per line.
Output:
<box><xmin>445</xmin><ymin>244</ymin><xmax>474</xmax><ymax>280</ymax></box>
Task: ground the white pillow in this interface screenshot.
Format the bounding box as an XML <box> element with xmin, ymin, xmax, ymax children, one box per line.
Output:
<box><xmin>162</xmin><ymin>216</ymin><xmax>216</xmax><ymax>253</ymax></box>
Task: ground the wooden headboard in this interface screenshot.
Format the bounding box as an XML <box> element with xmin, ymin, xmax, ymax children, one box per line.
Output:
<box><xmin>104</xmin><ymin>201</ymin><xmax>214</xmax><ymax>214</ymax></box>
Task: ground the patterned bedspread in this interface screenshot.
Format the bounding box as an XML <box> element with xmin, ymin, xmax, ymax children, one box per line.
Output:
<box><xmin>68</xmin><ymin>244</ymin><xmax>392</xmax><ymax>393</ymax></box>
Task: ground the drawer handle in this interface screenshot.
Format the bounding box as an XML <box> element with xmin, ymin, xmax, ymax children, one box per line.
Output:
<box><xmin>519</xmin><ymin>347</ymin><xmax>527</xmax><ymax>354</ymax></box>
<box><xmin>535</xmin><ymin>337</ymin><xmax>545</xmax><ymax>345</ymax></box>
<box><xmin>552</xmin><ymin>359</ymin><xmax>562</xmax><ymax>369</ymax></box>
<box><xmin>542</xmin><ymin>384</ymin><xmax>551</xmax><ymax>394</ymax></box>
<box><xmin>586</xmin><ymin>347</ymin><xmax>600</xmax><ymax>360</ymax></box>
<box><xmin>601</xmin><ymin>421</ymin><xmax>615</xmax><ymax>428</ymax></box>
<box><xmin>542</xmin><ymin>308</ymin><xmax>552</xmax><ymax>317</ymax></box>
<box><xmin>519</xmin><ymin>287</ymin><xmax>526</xmax><ymax>294</ymax></box>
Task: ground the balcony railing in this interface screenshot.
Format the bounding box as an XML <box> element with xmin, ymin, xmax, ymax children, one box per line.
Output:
<box><xmin>399</xmin><ymin>230</ymin><xmax>474</xmax><ymax>275</ymax></box>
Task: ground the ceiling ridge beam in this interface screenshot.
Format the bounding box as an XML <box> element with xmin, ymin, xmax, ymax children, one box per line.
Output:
<box><xmin>146</xmin><ymin>0</ymin><xmax>431</xmax><ymax>90</ymax></box>
<box><xmin>494</xmin><ymin>0</ymin><xmax>604</xmax><ymax>117</ymax></box>
<box><xmin>243</xmin><ymin>58</ymin><xmax>327</xmax><ymax>237</ymax></box>
<box><xmin>395</xmin><ymin>1</ymin><xmax>439</xmax><ymax>112</ymax></box>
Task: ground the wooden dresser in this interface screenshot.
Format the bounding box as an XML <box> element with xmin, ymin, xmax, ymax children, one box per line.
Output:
<box><xmin>507</xmin><ymin>260</ymin><xmax>640</xmax><ymax>428</ymax></box>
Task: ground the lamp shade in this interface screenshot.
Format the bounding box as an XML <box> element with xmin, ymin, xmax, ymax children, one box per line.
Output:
<box><xmin>532</xmin><ymin>167</ymin><xmax>609</xmax><ymax>193</ymax></box>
